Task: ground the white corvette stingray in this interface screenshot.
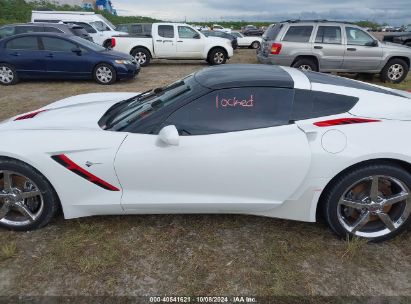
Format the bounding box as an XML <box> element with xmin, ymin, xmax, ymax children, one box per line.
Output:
<box><xmin>1</xmin><ymin>64</ymin><xmax>411</xmax><ymax>242</ymax></box>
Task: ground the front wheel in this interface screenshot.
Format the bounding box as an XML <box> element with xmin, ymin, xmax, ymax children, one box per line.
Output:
<box><xmin>322</xmin><ymin>163</ymin><xmax>411</xmax><ymax>242</ymax></box>
<box><xmin>0</xmin><ymin>63</ymin><xmax>18</xmax><ymax>85</ymax></box>
<box><xmin>0</xmin><ymin>159</ymin><xmax>59</xmax><ymax>231</ymax></box>
<box><xmin>250</xmin><ymin>41</ymin><xmax>260</xmax><ymax>49</ymax></box>
<box><xmin>208</xmin><ymin>48</ymin><xmax>227</xmax><ymax>65</ymax></box>
<box><xmin>94</xmin><ymin>63</ymin><xmax>117</xmax><ymax>85</ymax></box>
<box><xmin>380</xmin><ymin>59</ymin><xmax>409</xmax><ymax>83</ymax></box>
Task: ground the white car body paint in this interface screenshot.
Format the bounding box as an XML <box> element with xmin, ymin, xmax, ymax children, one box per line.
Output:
<box><xmin>1</xmin><ymin>68</ymin><xmax>411</xmax><ymax>224</ymax></box>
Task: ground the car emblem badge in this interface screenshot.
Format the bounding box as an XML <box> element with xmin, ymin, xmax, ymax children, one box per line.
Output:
<box><xmin>85</xmin><ymin>161</ymin><xmax>102</xmax><ymax>167</ymax></box>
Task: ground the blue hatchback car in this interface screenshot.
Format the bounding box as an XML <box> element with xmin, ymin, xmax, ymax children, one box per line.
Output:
<box><xmin>0</xmin><ymin>33</ymin><xmax>140</xmax><ymax>85</ymax></box>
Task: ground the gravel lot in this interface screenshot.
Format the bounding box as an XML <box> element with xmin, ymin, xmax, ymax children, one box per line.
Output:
<box><xmin>0</xmin><ymin>49</ymin><xmax>410</xmax><ymax>300</ymax></box>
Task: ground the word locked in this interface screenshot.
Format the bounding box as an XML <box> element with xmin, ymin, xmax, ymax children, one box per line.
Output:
<box><xmin>215</xmin><ymin>95</ymin><xmax>254</xmax><ymax>109</ymax></box>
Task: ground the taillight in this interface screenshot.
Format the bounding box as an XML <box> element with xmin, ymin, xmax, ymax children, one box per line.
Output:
<box><xmin>14</xmin><ymin>110</ymin><xmax>47</xmax><ymax>121</ymax></box>
<box><xmin>271</xmin><ymin>43</ymin><xmax>282</xmax><ymax>54</ymax></box>
<box><xmin>111</xmin><ymin>37</ymin><xmax>116</xmax><ymax>48</ymax></box>
<box><xmin>314</xmin><ymin>118</ymin><xmax>380</xmax><ymax>127</ymax></box>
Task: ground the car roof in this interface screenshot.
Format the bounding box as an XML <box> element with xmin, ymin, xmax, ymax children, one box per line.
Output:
<box><xmin>194</xmin><ymin>64</ymin><xmax>294</xmax><ymax>89</ymax></box>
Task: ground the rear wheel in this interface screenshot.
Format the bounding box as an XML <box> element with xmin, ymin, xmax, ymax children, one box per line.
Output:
<box><xmin>322</xmin><ymin>163</ymin><xmax>411</xmax><ymax>242</ymax></box>
<box><xmin>208</xmin><ymin>48</ymin><xmax>227</xmax><ymax>65</ymax></box>
<box><xmin>0</xmin><ymin>159</ymin><xmax>59</xmax><ymax>231</ymax></box>
<box><xmin>94</xmin><ymin>63</ymin><xmax>117</xmax><ymax>85</ymax></box>
<box><xmin>131</xmin><ymin>48</ymin><xmax>151</xmax><ymax>67</ymax></box>
<box><xmin>292</xmin><ymin>58</ymin><xmax>318</xmax><ymax>72</ymax></box>
<box><xmin>380</xmin><ymin>58</ymin><xmax>409</xmax><ymax>83</ymax></box>
<box><xmin>0</xmin><ymin>63</ymin><xmax>18</xmax><ymax>85</ymax></box>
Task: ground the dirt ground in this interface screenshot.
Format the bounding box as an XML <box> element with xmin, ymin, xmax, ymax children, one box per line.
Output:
<box><xmin>0</xmin><ymin>49</ymin><xmax>410</xmax><ymax>301</ymax></box>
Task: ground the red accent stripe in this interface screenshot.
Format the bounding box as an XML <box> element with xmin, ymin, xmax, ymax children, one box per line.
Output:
<box><xmin>14</xmin><ymin>110</ymin><xmax>47</xmax><ymax>121</ymax></box>
<box><xmin>56</xmin><ymin>154</ymin><xmax>120</xmax><ymax>191</ymax></box>
<box><xmin>314</xmin><ymin>118</ymin><xmax>380</xmax><ymax>127</ymax></box>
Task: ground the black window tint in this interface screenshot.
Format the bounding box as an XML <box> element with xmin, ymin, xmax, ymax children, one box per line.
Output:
<box><xmin>158</xmin><ymin>25</ymin><xmax>174</xmax><ymax>38</ymax></box>
<box><xmin>165</xmin><ymin>87</ymin><xmax>293</xmax><ymax>135</ymax></box>
<box><xmin>6</xmin><ymin>37</ymin><xmax>39</xmax><ymax>50</ymax></box>
<box><xmin>315</xmin><ymin>26</ymin><xmax>342</xmax><ymax>44</ymax></box>
<box><xmin>42</xmin><ymin>37</ymin><xmax>76</xmax><ymax>52</ymax></box>
<box><xmin>263</xmin><ymin>23</ymin><xmax>283</xmax><ymax>40</ymax></box>
<box><xmin>292</xmin><ymin>90</ymin><xmax>358</xmax><ymax>121</ymax></box>
<box><xmin>44</xmin><ymin>27</ymin><xmax>63</xmax><ymax>33</ymax></box>
<box><xmin>283</xmin><ymin>26</ymin><xmax>313</xmax><ymax>42</ymax></box>
<box><xmin>15</xmin><ymin>26</ymin><xmax>43</xmax><ymax>34</ymax></box>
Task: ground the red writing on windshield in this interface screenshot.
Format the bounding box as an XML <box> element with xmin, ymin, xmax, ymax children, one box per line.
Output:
<box><xmin>216</xmin><ymin>95</ymin><xmax>254</xmax><ymax>109</ymax></box>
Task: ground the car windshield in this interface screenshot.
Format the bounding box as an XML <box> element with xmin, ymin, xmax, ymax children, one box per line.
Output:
<box><xmin>71</xmin><ymin>36</ymin><xmax>106</xmax><ymax>51</ymax></box>
<box><xmin>101</xmin><ymin>76</ymin><xmax>194</xmax><ymax>131</ymax></box>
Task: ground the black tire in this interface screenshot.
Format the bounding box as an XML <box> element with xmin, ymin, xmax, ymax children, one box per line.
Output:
<box><xmin>131</xmin><ymin>48</ymin><xmax>151</xmax><ymax>67</ymax></box>
<box><xmin>405</xmin><ymin>42</ymin><xmax>411</xmax><ymax>47</ymax></box>
<box><xmin>292</xmin><ymin>58</ymin><xmax>318</xmax><ymax>72</ymax></box>
<box><xmin>250</xmin><ymin>41</ymin><xmax>260</xmax><ymax>49</ymax></box>
<box><xmin>0</xmin><ymin>63</ymin><xmax>19</xmax><ymax>85</ymax></box>
<box><xmin>207</xmin><ymin>48</ymin><xmax>227</xmax><ymax>65</ymax></box>
<box><xmin>380</xmin><ymin>58</ymin><xmax>409</xmax><ymax>83</ymax></box>
<box><xmin>103</xmin><ymin>40</ymin><xmax>112</xmax><ymax>49</ymax></box>
<box><xmin>93</xmin><ymin>63</ymin><xmax>117</xmax><ymax>85</ymax></box>
<box><xmin>0</xmin><ymin>158</ymin><xmax>59</xmax><ymax>231</ymax></box>
<box><xmin>322</xmin><ymin>163</ymin><xmax>411</xmax><ymax>242</ymax></box>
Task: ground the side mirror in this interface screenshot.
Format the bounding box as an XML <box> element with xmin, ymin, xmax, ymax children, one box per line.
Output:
<box><xmin>365</xmin><ymin>40</ymin><xmax>378</xmax><ymax>47</ymax></box>
<box><xmin>193</xmin><ymin>33</ymin><xmax>200</xmax><ymax>39</ymax></box>
<box><xmin>71</xmin><ymin>47</ymin><xmax>82</xmax><ymax>55</ymax></box>
<box><xmin>158</xmin><ymin>125</ymin><xmax>179</xmax><ymax>146</ymax></box>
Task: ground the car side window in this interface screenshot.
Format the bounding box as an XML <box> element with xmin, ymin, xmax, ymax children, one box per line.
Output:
<box><xmin>74</xmin><ymin>22</ymin><xmax>97</xmax><ymax>34</ymax></box>
<box><xmin>315</xmin><ymin>26</ymin><xmax>342</xmax><ymax>44</ymax></box>
<box><xmin>282</xmin><ymin>26</ymin><xmax>313</xmax><ymax>42</ymax></box>
<box><xmin>164</xmin><ymin>87</ymin><xmax>294</xmax><ymax>135</ymax></box>
<box><xmin>0</xmin><ymin>26</ymin><xmax>15</xmax><ymax>39</ymax></box>
<box><xmin>6</xmin><ymin>36</ymin><xmax>39</xmax><ymax>50</ymax></box>
<box><xmin>158</xmin><ymin>25</ymin><xmax>174</xmax><ymax>38</ymax></box>
<box><xmin>41</xmin><ymin>37</ymin><xmax>76</xmax><ymax>52</ymax></box>
<box><xmin>178</xmin><ymin>26</ymin><xmax>199</xmax><ymax>39</ymax></box>
<box><xmin>345</xmin><ymin>27</ymin><xmax>374</xmax><ymax>46</ymax></box>
<box><xmin>117</xmin><ymin>25</ymin><xmax>128</xmax><ymax>32</ymax></box>
<box><xmin>131</xmin><ymin>24</ymin><xmax>143</xmax><ymax>34</ymax></box>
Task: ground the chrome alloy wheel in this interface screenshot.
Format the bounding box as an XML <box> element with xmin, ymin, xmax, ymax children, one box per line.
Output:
<box><xmin>96</xmin><ymin>66</ymin><xmax>113</xmax><ymax>84</ymax></box>
<box><xmin>134</xmin><ymin>52</ymin><xmax>147</xmax><ymax>65</ymax></box>
<box><xmin>337</xmin><ymin>175</ymin><xmax>411</xmax><ymax>238</ymax></box>
<box><xmin>298</xmin><ymin>65</ymin><xmax>313</xmax><ymax>71</ymax></box>
<box><xmin>0</xmin><ymin>66</ymin><xmax>14</xmax><ymax>84</ymax></box>
<box><xmin>213</xmin><ymin>52</ymin><xmax>225</xmax><ymax>64</ymax></box>
<box><xmin>387</xmin><ymin>64</ymin><xmax>404</xmax><ymax>81</ymax></box>
<box><xmin>0</xmin><ymin>171</ymin><xmax>44</xmax><ymax>227</ymax></box>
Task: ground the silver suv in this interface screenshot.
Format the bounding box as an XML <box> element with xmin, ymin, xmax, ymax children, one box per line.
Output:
<box><xmin>257</xmin><ymin>20</ymin><xmax>411</xmax><ymax>83</ymax></box>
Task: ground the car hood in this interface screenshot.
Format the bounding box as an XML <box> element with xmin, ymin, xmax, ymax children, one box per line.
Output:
<box><xmin>381</xmin><ymin>41</ymin><xmax>411</xmax><ymax>50</ymax></box>
<box><xmin>100</xmin><ymin>49</ymin><xmax>135</xmax><ymax>60</ymax></box>
<box><xmin>0</xmin><ymin>92</ymin><xmax>139</xmax><ymax>131</ymax></box>
<box><xmin>205</xmin><ymin>36</ymin><xmax>233</xmax><ymax>46</ymax></box>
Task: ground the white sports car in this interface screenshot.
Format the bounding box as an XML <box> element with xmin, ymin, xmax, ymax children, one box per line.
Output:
<box><xmin>231</xmin><ymin>31</ymin><xmax>262</xmax><ymax>49</ymax></box>
<box><xmin>1</xmin><ymin>64</ymin><xmax>411</xmax><ymax>242</ymax></box>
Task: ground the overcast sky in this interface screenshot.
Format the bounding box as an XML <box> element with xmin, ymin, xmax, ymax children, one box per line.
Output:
<box><xmin>113</xmin><ymin>0</ymin><xmax>411</xmax><ymax>25</ymax></box>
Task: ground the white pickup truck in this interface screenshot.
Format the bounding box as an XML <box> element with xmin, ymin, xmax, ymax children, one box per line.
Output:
<box><xmin>111</xmin><ymin>23</ymin><xmax>234</xmax><ymax>66</ymax></box>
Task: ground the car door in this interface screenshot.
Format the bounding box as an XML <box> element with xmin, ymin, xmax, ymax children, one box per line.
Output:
<box><xmin>4</xmin><ymin>36</ymin><xmax>46</xmax><ymax>78</ymax></box>
<box><xmin>153</xmin><ymin>24</ymin><xmax>177</xmax><ymax>58</ymax></box>
<box><xmin>176</xmin><ymin>25</ymin><xmax>204</xmax><ymax>58</ymax></box>
<box><xmin>40</xmin><ymin>36</ymin><xmax>93</xmax><ymax>78</ymax></box>
<box><xmin>312</xmin><ymin>25</ymin><xmax>345</xmax><ymax>70</ymax></box>
<box><xmin>342</xmin><ymin>26</ymin><xmax>382</xmax><ymax>70</ymax></box>
<box><xmin>115</xmin><ymin>87</ymin><xmax>311</xmax><ymax>213</ymax></box>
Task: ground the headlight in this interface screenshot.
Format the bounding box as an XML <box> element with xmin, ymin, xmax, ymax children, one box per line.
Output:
<box><xmin>115</xmin><ymin>59</ymin><xmax>133</xmax><ymax>65</ymax></box>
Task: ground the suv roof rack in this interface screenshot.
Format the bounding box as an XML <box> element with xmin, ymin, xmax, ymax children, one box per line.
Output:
<box><xmin>281</xmin><ymin>19</ymin><xmax>354</xmax><ymax>25</ymax></box>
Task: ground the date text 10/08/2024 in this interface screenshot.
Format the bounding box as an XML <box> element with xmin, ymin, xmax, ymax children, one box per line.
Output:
<box><xmin>216</xmin><ymin>95</ymin><xmax>255</xmax><ymax>109</ymax></box>
<box><xmin>149</xmin><ymin>296</ymin><xmax>257</xmax><ymax>303</ymax></box>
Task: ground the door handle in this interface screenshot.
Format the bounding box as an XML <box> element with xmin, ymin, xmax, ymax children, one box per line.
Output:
<box><xmin>156</xmin><ymin>39</ymin><xmax>163</xmax><ymax>42</ymax></box>
<box><xmin>45</xmin><ymin>54</ymin><xmax>54</xmax><ymax>58</ymax></box>
<box><xmin>163</xmin><ymin>40</ymin><xmax>173</xmax><ymax>43</ymax></box>
<box><xmin>314</xmin><ymin>46</ymin><xmax>323</xmax><ymax>49</ymax></box>
<box><xmin>177</xmin><ymin>41</ymin><xmax>183</xmax><ymax>43</ymax></box>
<box><xmin>347</xmin><ymin>48</ymin><xmax>357</xmax><ymax>51</ymax></box>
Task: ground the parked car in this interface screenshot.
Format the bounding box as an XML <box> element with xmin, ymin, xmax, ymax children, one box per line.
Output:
<box><xmin>257</xmin><ymin>20</ymin><xmax>411</xmax><ymax>83</ymax></box>
<box><xmin>0</xmin><ymin>23</ymin><xmax>92</xmax><ymax>41</ymax></box>
<box><xmin>212</xmin><ymin>24</ymin><xmax>231</xmax><ymax>33</ymax></box>
<box><xmin>202</xmin><ymin>30</ymin><xmax>238</xmax><ymax>50</ymax></box>
<box><xmin>1</xmin><ymin>64</ymin><xmax>411</xmax><ymax>242</ymax></box>
<box><xmin>0</xmin><ymin>33</ymin><xmax>139</xmax><ymax>85</ymax></box>
<box><xmin>231</xmin><ymin>31</ymin><xmax>261</xmax><ymax>49</ymax></box>
<box><xmin>383</xmin><ymin>28</ymin><xmax>411</xmax><ymax>47</ymax></box>
<box><xmin>242</xmin><ymin>25</ymin><xmax>264</xmax><ymax>36</ymax></box>
<box><xmin>116</xmin><ymin>23</ymin><xmax>152</xmax><ymax>37</ymax></box>
<box><xmin>112</xmin><ymin>23</ymin><xmax>234</xmax><ymax>66</ymax></box>
<box><xmin>31</xmin><ymin>10</ymin><xmax>128</xmax><ymax>47</ymax></box>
